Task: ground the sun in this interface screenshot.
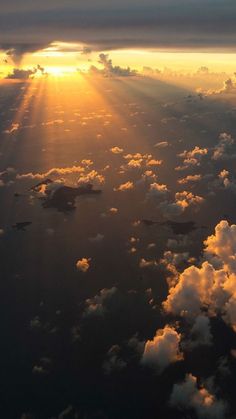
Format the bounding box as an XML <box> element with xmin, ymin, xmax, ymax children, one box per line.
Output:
<box><xmin>46</xmin><ymin>66</ymin><xmax>66</xmax><ymax>76</ymax></box>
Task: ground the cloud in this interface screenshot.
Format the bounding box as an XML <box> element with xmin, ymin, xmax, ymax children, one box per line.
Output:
<box><xmin>159</xmin><ymin>191</ymin><xmax>204</xmax><ymax>218</ymax></box>
<box><xmin>170</xmin><ymin>374</ymin><xmax>227</xmax><ymax>419</ymax></box>
<box><xmin>212</xmin><ymin>132</ymin><xmax>236</xmax><ymax>161</ymax></box>
<box><xmin>76</xmin><ymin>257</ymin><xmax>91</xmax><ymax>273</ymax></box>
<box><xmin>178</xmin><ymin>174</ymin><xmax>202</xmax><ymax>185</ymax></box>
<box><xmin>174</xmin><ymin>191</ymin><xmax>204</xmax><ymax>209</ymax></box>
<box><xmin>163</xmin><ymin>261</ymin><xmax>227</xmax><ymax>318</ymax></box>
<box><xmin>127</xmin><ymin>158</ymin><xmax>143</xmax><ymax>169</ymax></box>
<box><xmin>141</xmin><ymin>325</ymin><xmax>183</xmax><ymax>372</ymax></box>
<box><xmin>89</xmin><ymin>53</ymin><xmax>136</xmax><ymax>77</ymax></box>
<box><xmin>146</xmin><ymin>159</ymin><xmax>163</xmax><ymax>167</ymax></box>
<box><xmin>81</xmin><ymin>46</ymin><xmax>92</xmax><ymax>55</ymax></box>
<box><xmin>177</xmin><ymin>146</ymin><xmax>208</xmax><ymax>170</ymax></box>
<box><xmin>189</xmin><ymin>315</ymin><xmax>213</xmax><ymax>347</ymax></box>
<box><xmin>204</xmin><ymin>219</ymin><xmax>236</xmax><ymax>274</ymax></box>
<box><xmin>5</xmin><ymin>64</ymin><xmax>46</xmax><ymax>79</ymax></box>
<box><xmin>114</xmin><ymin>181</ymin><xmax>134</xmax><ymax>191</ymax></box>
<box><xmin>139</xmin><ymin>258</ymin><xmax>157</xmax><ymax>269</ymax></box>
<box><xmin>161</xmin><ymin>250</ymin><xmax>190</xmax><ymax>268</ymax></box>
<box><xmin>159</xmin><ymin>200</ymin><xmax>186</xmax><ymax>218</ymax></box>
<box><xmin>88</xmin><ymin>233</ymin><xmax>104</xmax><ymax>243</ymax></box>
<box><xmin>154</xmin><ymin>141</ymin><xmax>169</xmax><ymax>149</ymax></box>
<box><xmin>77</xmin><ymin>170</ymin><xmax>105</xmax><ymax>185</ymax></box>
<box><xmin>1</xmin><ymin>1</ymin><xmax>236</xmax><ymax>61</ymax></box>
<box><xmin>211</xmin><ymin>76</ymin><xmax>236</xmax><ymax>94</ymax></box>
<box><xmin>103</xmin><ymin>345</ymin><xmax>127</xmax><ymax>375</ymax></box>
<box><xmin>163</xmin><ymin>220</ymin><xmax>236</xmax><ymax>331</ymax></box>
<box><xmin>83</xmin><ymin>287</ymin><xmax>118</xmax><ymax>317</ymax></box>
<box><xmin>146</xmin><ymin>182</ymin><xmax>169</xmax><ymax>200</ymax></box>
<box><xmin>17</xmin><ymin>165</ymin><xmax>85</xmax><ymax>180</ymax></box>
<box><xmin>110</xmin><ymin>146</ymin><xmax>124</xmax><ymax>154</ymax></box>
<box><xmin>121</xmin><ymin>152</ymin><xmax>161</xmax><ymax>173</ymax></box>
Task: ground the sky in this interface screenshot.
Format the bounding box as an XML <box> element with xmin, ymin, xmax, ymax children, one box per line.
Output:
<box><xmin>0</xmin><ymin>2</ymin><xmax>236</xmax><ymax>419</ymax></box>
<box><xmin>1</xmin><ymin>0</ymin><xmax>236</xmax><ymax>76</ymax></box>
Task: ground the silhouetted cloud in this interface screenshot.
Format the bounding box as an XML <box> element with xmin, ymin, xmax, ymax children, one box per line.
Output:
<box><xmin>5</xmin><ymin>64</ymin><xmax>46</xmax><ymax>79</ymax></box>
<box><xmin>89</xmin><ymin>53</ymin><xmax>137</xmax><ymax>77</ymax></box>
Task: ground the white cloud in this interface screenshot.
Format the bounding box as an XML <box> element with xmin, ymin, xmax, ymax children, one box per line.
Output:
<box><xmin>141</xmin><ymin>325</ymin><xmax>183</xmax><ymax>372</ymax></box>
<box><xmin>163</xmin><ymin>220</ymin><xmax>236</xmax><ymax>331</ymax></box>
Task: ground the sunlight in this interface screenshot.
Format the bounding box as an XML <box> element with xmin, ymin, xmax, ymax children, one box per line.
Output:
<box><xmin>45</xmin><ymin>66</ymin><xmax>76</xmax><ymax>76</ymax></box>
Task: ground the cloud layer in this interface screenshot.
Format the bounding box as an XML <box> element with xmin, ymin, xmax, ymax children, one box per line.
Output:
<box><xmin>1</xmin><ymin>0</ymin><xmax>236</xmax><ymax>61</ymax></box>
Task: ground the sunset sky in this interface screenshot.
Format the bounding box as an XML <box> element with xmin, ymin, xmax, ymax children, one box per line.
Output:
<box><xmin>0</xmin><ymin>2</ymin><xmax>236</xmax><ymax>419</ymax></box>
<box><xmin>1</xmin><ymin>0</ymin><xmax>236</xmax><ymax>76</ymax></box>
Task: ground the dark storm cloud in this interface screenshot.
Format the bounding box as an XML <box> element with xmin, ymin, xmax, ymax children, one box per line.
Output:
<box><xmin>1</xmin><ymin>0</ymin><xmax>236</xmax><ymax>61</ymax></box>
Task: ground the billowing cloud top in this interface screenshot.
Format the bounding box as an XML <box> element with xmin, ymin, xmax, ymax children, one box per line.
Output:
<box><xmin>1</xmin><ymin>0</ymin><xmax>236</xmax><ymax>61</ymax></box>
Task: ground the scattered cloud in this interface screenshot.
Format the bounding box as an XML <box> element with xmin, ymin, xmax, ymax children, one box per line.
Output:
<box><xmin>114</xmin><ymin>181</ymin><xmax>134</xmax><ymax>191</ymax></box>
<box><xmin>141</xmin><ymin>325</ymin><xmax>183</xmax><ymax>372</ymax></box>
<box><xmin>110</xmin><ymin>146</ymin><xmax>124</xmax><ymax>154</ymax></box>
<box><xmin>89</xmin><ymin>53</ymin><xmax>136</xmax><ymax>77</ymax></box>
<box><xmin>83</xmin><ymin>287</ymin><xmax>118</xmax><ymax>317</ymax></box>
<box><xmin>170</xmin><ymin>374</ymin><xmax>227</xmax><ymax>419</ymax></box>
<box><xmin>163</xmin><ymin>220</ymin><xmax>236</xmax><ymax>331</ymax></box>
<box><xmin>76</xmin><ymin>258</ymin><xmax>91</xmax><ymax>273</ymax></box>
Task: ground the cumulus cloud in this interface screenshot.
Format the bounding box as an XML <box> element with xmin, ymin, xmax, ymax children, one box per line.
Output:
<box><xmin>189</xmin><ymin>315</ymin><xmax>213</xmax><ymax>347</ymax></box>
<box><xmin>127</xmin><ymin>158</ymin><xmax>143</xmax><ymax>169</ymax></box>
<box><xmin>177</xmin><ymin>146</ymin><xmax>208</xmax><ymax>170</ymax></box>
<box><xmin>120</xmin><ymin>152</ymin><xmax>162</xmax><ymax>175</ymax></box>
<box><xmin>163</xmin><ymin>220</ymin><xmax>236</xmax><ymax>331</ymax></box>
<box><xmin>103</xmin><ymin>345</ymin><xmax>127</xmax><ymax>375</ymax></box>
<box><xmin>175</xmin><ymin>191</ymin><xmax>204</xmax><ymax>209</ymax></box>
<box><xmin>159</xmin><ymin>191</ymin><xmax>204</xmax><ymax>218</ymax></box>
<box><xmin>212</xmin><ymin>132</ymin><xmax>236</xmax><ymax>161</ymax></box>
<box><xmin>83</xmin><ymin>287</ymin><xmax>118</xmax><ymax>317</ymax></box>
<box><xmin>89</xmin><ymin>53</ymin><xmax>136</xmax><ymax>77</ymax></box>
<box><xmin>110</xmin><ymin>146</ymin><xmax>124</xmax><ymax>154</ymax></box>
<box><xmin>114</xmin><ymin>181</ymin><xmax>134</xmax><ymax>191</ymax></box>
<box><xmin>211</xmin><ymin>76</ymin><xmax>236</xmax><ymax>95</ymax></box>
<box><xmin>170</xmin><ymin>374</ymin><xmax>227</xmax><ymax>419</ymax></box>
<box><xmin>163</xmin><ymin>261</ymin><xmax>227</xmax><ymax>318</ymax></box>
<box><xmin>146</xmin><ymin>159</ymin><xmax>163</xmax><ymax>167</ymax></box>
<box><xmin>141</xmin><ymin>325</ymin><xmax>183</xmax><ymax>372</ymax></box>
<box><xmin>77</xmin><ymin>170</ymin><xmax>105</xmax><ymax>185</ymax></box>
<box><xmin>5</xmin><ymin>64</ymin><xmax>46</xmax><ymax>79</ymax></box>
<box><xmin>161</xmin><ymin>250</ymin><xmax>190</xmax><ymax>268</ymax></box>
<box><xmin>76</xmin><ymin>258</ymin><xmax>91</xmax><ymax>273</ymax></box>
<box><xmin>204</xmin><ymin>220</ymin><xmax>236</xmax><ymax>274</ymax></box>
<box><xmin>146</xmin><ymin>182</ymin><xmax>169</xmax><ymax>200</ymax></box>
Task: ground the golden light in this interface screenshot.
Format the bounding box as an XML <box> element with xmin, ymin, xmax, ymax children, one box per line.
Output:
<box><xmin>44</xmin><ymin>66</ymin><xmax>77</xmax><ymax>77</ymax></box>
